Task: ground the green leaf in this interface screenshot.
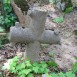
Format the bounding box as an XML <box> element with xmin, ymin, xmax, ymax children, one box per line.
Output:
<box><xmin>33</xmin><ymin>62</ymin><xmax>39</xmax><ymax>67</ymax></box>
<box><xmin>51</xmin><ymin>73</ymin><xmax>58</xmax><ymax>77</ymax></box>
<box><xmin>20</xmin><ymin>63</ymin><xmax>25</xmax><ymax>69</ymax></box>
<box><xmin>65</xmin><ymin>7</ymin><xmax>73</xmax><ymax>13</ymax></box>
<box><xmin>0</xmin><ymin>27</ymin><xmax>5</xmax><ymax>32</ymax></box>
<box><xmin>10</xmin><ymin>62</ymin><xmax>17</xmax><ymax>67</ymax></box>
<box><xmin>58</xmin><ymin>72</ymin><xmax>65</xmax><ymax>77</ymax></box>
<box><xmin>52</xmin><ymin>16</ymin><xmax>64</xmax><ymax>23</ymax></box>
<box><xmin>47</xmin><ymin>61</ymin><xmax>57</xmax><ymax>68</ymax></box>
<box><xmin>38</xmin><ymin>67</ymin><xmax>45</xmax><ymax>73</ymax></box>
<box><xmin>18</xmin><ymin>74</ymin><xmax>25</xmax><ymax>77</ymax></box>
<box><xmin>27</xmin><ymin>73</ymin><xmax>33</xmax><ymax>77</ymax></box>
<box><xmin>32</xmin><ymin>66</ymin><xmax>39</xmax><ymax>73</ymax></box>
<box><xmin>46</xmin><ymin>74</ymin><xmax>52</xmax><ymax>77</ymax></box>
<box><xmin>18</xmin><ymin>69</ymin><xmax>31</xmax><ymax>75</ymax></box>
<box><xmin>44</xmin><ymin>69</ymin><xmax>49</xmax><ymax>73</ymax></box>
<box><xmin>16</xmin><ymin>64</ymin><xmax>23</xmax><ymax>71</ymax></box>
<box><xmin>11</xmin><ymin>68</ymin><xmax>17</xmax><ymax>73</ymax></box>
<box><xmin>0</xmin><ymin>72</ymin><xmax>2</xmax><ymax>77</ymax></box>
<box><xmin>12</xmin><ymin>56</ymin><xmax>19</xmax><ymax>62</ymax></box>
<box><xmin>25</xmin><ymin>60</ymin><xmax>32</xmax><ymax>67</ymax></box>
<box><xmin>72</xmin><ymin>62</ymin><xmax>77</xmax><ymax>73</ymax></box>
<box><xmin>24</xmin><ymin>69</ymin><xmax>31</xmax><ymax>75</ymax></box>
<box><xmin>4</xmin><ymin>0</ymin><xmax>11</xmax><ymax>3</ymax></box>
<box><xmin>40</xmin><ymin>61</ymin><xmax>47</xmax><ymax>68</ymax></box>
<box><xmin>66</xmin><ymin>71</ymin><xmax>75</xmax><ymax>77</ymax></box>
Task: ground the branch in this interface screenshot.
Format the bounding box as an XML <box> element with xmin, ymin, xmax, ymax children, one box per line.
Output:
<box><xmin>11</xmin><ymin>0</ymin><xmax>26</xmax><ymax>26</ymax></box>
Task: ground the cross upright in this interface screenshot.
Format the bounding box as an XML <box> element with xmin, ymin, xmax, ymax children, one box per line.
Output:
<box><xmin>10</xmin><ymin>7</ymin><xmax>60</xmax><ymax>62</ymax></box>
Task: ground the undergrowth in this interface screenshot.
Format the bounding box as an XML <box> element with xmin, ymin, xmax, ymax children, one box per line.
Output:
<box><xmin>2</xmin><ymin>56</ymin><xmax>49</xmax><ymax>77</ymax></box>
<box><xmin>2</xmin><ymin>56</ymin><xmax>76</xmax><ymax>77</ymax></box>
<box><xmin>0</xmin><ymin>0</ymin><xmax>17</xmax><ymax>31</ymax></box>
<box><xmin>0</xmin><ymin>34</ymin><xmax>9</xmax><ymax>49</ymax></box>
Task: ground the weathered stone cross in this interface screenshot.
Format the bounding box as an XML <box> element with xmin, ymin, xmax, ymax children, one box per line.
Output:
<box><xmin>10</xmin><ymin>7</ymin><xmax>60</xmax><ymax>62</ymax></box>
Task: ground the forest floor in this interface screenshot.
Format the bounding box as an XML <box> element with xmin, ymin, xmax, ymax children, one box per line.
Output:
<box><xmin>47</xmin><ymin>9</ymin><xmax>77</xmax><ymax>70</ymax></box>
<box><xmin>0</xmin><ymin>4</ymin><xmax>77</xmax><ymax>76</ymax></box>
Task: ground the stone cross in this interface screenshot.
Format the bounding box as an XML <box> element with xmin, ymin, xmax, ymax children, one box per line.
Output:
<box><xmin>10</xmin><ymin>7</ymin><xmax>60</xmax><ymax>62</ymax></box>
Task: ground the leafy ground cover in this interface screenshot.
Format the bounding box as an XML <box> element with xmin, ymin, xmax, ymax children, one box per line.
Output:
<box><xmin>0</xmin><ymin>0</ymin><xmax>17</xmax><ymax>31</ymax></box>
<box><xmin>1</xmin><ymin>56</ymin><xmax>76</xmax><ymax>77</ymax></box>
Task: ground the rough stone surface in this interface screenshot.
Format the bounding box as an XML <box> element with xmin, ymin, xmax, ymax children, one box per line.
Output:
<box><xmin>10</xmin><ymin>27</ymin><xmax>60</xmax><ymax>44</ymax></box>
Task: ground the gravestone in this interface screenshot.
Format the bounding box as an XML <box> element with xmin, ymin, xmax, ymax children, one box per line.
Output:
<box><xmin>10</xmin><ymin>7</ymin><xmax>60</xmax><ymax>62</ymax></box>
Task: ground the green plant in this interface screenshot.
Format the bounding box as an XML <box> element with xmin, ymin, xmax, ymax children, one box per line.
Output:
<box><xmin>46</xmin><ymin>71</ymin><xmax>75</xmax><ymax>77</ymax></box>
<box><xmin>0</xmin><ymin>72</ymin><xmax>3</xmax><ymax>77</ymax></box>
<box><xmin>72</xmin><ymin>62</ymin><xmax>77</xmax><ymax>74</ymax></box>
<box><xmin>64</xmin><ymin>7</ymin><xmax>73</xmax><ymax>13</ymax></box>
<box><xmin>0</xmin><ymin>0</ymin><xmax>17</xmax><ymax>31</ymax></box>
<box><xmin>47</xmin><ymin>61</ymin><xmax>58</xmax><ymax>69</ymax></box>
<box><xmin>55</xmin><ymin>0</ymin><xmax>73</xmax><ymax>12</ymax></box>
<box><xmin>0</xmin><ymin>33</ymin><xmax>9</xmax><ymax>49</ymax></box>
<box><xmin>4</xmin><ymin>0</ymin><xmax>11</xmax><ymax>3</ymax></box>
<box><xmin>2</xmin><ymin>56</ymin><xmax>76</xmax><ymax>77</ymax></box>
<box><xmin>75</xmin><ymin>57</ymin><xmax>77</xmax><ymax>60</ymax></box>
<box><xmin>0</xmin><ymin>27</ymin><xmax>5</xmax><ymax>32</ymax></box>
<box><xmin>52</xmin><ymin>16</ymin><xmax>64</xmax><ymax>23</ymax></box>
<box><xmin>42</xmin><ymin>71</ymin><xmax>76</xmax><ymax>77</ymax></box>
<box><xmin>0</xmin><ymin>14</ymin><xmax>4</xmax><ymax>25</ymax></box>
<box><xmin>2</xmin><ymin>56</ymin><xmax>49</xmax><ymax>77</ymax></box>
<box><xmin>4</xmin><ymin>0</ymin><xmax>17</xmax><ymax>29</ymax></box>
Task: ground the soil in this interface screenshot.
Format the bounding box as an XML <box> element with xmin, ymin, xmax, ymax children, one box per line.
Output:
<box><xmin>47</xmin><ymin>9</ymin><xmax>77</xmax><ymax>70</ymax></box>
